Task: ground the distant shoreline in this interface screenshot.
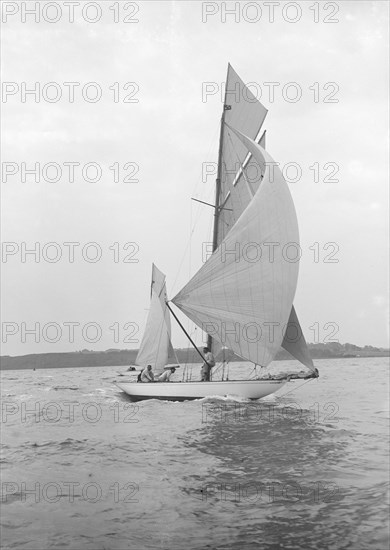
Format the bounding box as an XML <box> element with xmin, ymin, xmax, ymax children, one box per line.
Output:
<box><xmin>1</xmin><ymin>345</ymin><xmax>388</xmax><ymax>371</ymax></box>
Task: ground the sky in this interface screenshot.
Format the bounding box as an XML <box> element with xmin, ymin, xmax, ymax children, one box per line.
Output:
<box><xmin>1</xmin><ymin>0</ymin><xmax>389</xmax><ymax>356</ymax></box>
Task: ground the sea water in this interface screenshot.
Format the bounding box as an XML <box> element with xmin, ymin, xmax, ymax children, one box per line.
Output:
<box><xmin>1</xmin><ymin>357</ymin><xmax>389</xmax><ymax>550</ymax></box>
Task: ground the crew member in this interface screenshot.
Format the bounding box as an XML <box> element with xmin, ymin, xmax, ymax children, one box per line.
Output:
<box><xmin>158</xmin><ymin>366</ymin><xmax>177</xmax><ymax>382</ymax></box>
<box><xmin>201</xmin><ymin>347</ymin><xmax>215</xmax><ymax>381</ymax></box>
<box><xmin>140</xmin><ymin>365</ymin><xmax>155</xmax><ymax>382</ymax></box>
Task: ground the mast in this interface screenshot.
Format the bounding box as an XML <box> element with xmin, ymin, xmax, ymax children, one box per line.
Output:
<box><xmin>207</xmin><ymin>66</ymin><xmax>229</xmax><ymax>351</ymax></box>
<box><xmin>211</xmin><ymin>109</ymin><xmax>226</xmax><ymax>252</ymax></box>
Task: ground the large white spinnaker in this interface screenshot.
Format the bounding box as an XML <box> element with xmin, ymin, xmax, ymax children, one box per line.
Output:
<box><xmin>223</xmin><ymin>125</ymin><xmax>316</xmax><ymax>373</ymax></box>
<box><xmin>173</xmin><ymin>127</ymin><xmax>300</xmax><ymax>367</ymax></box>
<box><xmin>208</xmin><ymin>68</ymin><xmax>314</xmax><ymax>373</ymax></box>
<box><xmin>136</xmin><ymin>264</ymin><xmax>178</xmax><ymax>375</ymax></box>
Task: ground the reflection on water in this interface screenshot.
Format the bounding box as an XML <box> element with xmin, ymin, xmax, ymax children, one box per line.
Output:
<box><xmin>1</xmin><ymin>358</ymin><xmax>389</xmax><ymax>549</ymax></box>
<box><xmin>176</xmin><ymin>368</ymin><xmax>389</xmax><ymax>550</ymax></box>
<box><xmin>179</xmin><ymin>400</ymin><xmax>356</xmax><ymax>549</ymax></box>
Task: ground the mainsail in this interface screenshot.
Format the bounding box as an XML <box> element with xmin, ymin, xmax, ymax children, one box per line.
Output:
<box><xmin>136</xmin><ymin>264</ymin><xmax>178</xmax><ymax>375</ymax></box>
<box><xmin>216</xmin><ymin>64</ymin><xmax>268</xmax><ymax>244</ymax></box>
<box><xmin>173</xmin><ymin>128</ymin><xmax>301</xmax><ymax>367</ymax></box>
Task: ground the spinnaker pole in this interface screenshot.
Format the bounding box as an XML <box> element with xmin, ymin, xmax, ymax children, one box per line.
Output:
<box><xmin>166</xmin><ymin>302</ymin><xmax>210</xmax><ymax>365</ymax></box>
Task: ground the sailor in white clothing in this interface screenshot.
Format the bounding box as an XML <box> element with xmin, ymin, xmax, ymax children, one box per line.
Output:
<box><xmin>158</xmin><ymin>366</ymin><xmax>177</xmax><ymax>382</ymax></box>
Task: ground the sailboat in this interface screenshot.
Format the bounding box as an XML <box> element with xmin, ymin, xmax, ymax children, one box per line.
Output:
<box><xmin>116</xmin><ymin>64</ymin><xmax>318</xmax><ymax>401</ymax></box>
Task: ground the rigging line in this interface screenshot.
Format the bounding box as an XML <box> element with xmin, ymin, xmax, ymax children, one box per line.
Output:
<box><xmin>191</xmin><ymin>197</ymin><xmax>233</xmax><ymax>211</ymax></box>
<box><xmin>170</xmin><ymin>221</ymin><xmax>199</xmax><ymax>292</ymax></box>
<box><xmin>170</xmin><ymin>203</ymin><xmax>215</xmax><ymax>300</ymax></box>
<box><xmin>227</xmin><ymin>130</ymin><xmax>255</xmax><ymax>199</ymax></box>
<box><xmin>170</xmin><ymin>223</ymin><xmax>195</xmax><ymax>291</ymax></box>
<box><xmin>169</xmin><ymin>186</ymin><xmax>215</xmax><ymax>294</ymax></box>
<box><xmin>189</xmin><ymin>195</ymin><xmax>192</xmax><ymax>286</ymax></box>
<box><xmin>169</xmin><ymin>126</ymin><xmax>219</xmax><ymax>296</ymax></box>
<box><xmin>191</xmin><ymin>124</ymin><xmax>219</xmax><ymax>198</ymax></box>
<box><xmin>249</xmin><ymin>364</ymin><xmax>258</xmax><ymax>378</ymax></box>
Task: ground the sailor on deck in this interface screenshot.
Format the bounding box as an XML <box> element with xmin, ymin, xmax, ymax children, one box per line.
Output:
<box><xmin>201</xmin><ymin>347</ymin><xmax>215</xmax><ymax>381</ymax></box>
<box><xmin>158</xmin><ymin>366</ymin><xmax>178</xmax><ymax>382</ymax></box>
<box><xmin>140</xmin><ymin>365</ymin><xmax>155</xmax><ymax>382</ymax></box>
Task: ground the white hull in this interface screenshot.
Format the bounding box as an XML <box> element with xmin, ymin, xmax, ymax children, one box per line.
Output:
<box><xmin>116</xmin><ymin>380</ymin><xmax>286</xmax><ymax>401</ymax></box>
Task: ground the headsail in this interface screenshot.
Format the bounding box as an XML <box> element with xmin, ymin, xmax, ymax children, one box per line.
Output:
<box><xmin>173</xmin><ymin>128</ymin><xmax>300</xmax><ymax>367</ymax></box>
<box><xmin>136</xmin><ymin>264</ymin><xmax>178</xmax><ymax>374</ymax></box>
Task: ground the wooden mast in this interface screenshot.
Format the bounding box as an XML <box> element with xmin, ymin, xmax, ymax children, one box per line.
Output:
<box><xmin>206</xmin><ymin>65</ymin><xmax>229</xmax><ymax>352</ymax></box>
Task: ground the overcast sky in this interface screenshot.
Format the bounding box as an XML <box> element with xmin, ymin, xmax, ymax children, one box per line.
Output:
<box><xmin>1</xmin><ymin>0</ymin><xmax>388</xmax><ymax>356</ymax></box>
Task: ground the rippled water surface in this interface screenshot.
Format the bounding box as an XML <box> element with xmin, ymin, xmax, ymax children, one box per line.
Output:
<box><xmin>1</xmin><ymin>358</ymin><xmax>389</xmax><ymax>549</ymax></box>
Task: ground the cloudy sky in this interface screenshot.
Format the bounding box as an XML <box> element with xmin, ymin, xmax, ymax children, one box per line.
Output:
<box><xmin>1</xmin><ymin>0</ymin><xmax>388</xmax><ymax>356</ymax></box>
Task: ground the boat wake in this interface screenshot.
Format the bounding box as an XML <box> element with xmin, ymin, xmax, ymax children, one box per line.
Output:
<box><xmin>199</xmin><ymin>394</ymin><xmax>254</xmax><ymax>403</ymax></box>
